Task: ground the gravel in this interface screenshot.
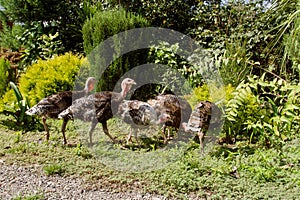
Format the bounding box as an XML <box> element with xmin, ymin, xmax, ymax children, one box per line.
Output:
<box><xmin>0</xmin><ymin>162</ymin><xmax>172</xmax><ymax>200</ymax></box>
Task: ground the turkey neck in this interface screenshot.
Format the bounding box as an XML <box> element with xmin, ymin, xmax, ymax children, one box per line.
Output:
<box><xmin>109</xmin><ymin>82</ymin><xmax>130</xmax><ymax>102</ymax></box>
<box><xmin>120</xmin><ymin>83</ymin><xmax>131</xmax><ymax>98</ymax></box>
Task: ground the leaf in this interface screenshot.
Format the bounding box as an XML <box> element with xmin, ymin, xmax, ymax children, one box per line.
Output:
<box><xmin>9</xmin><ymin>82</ymin><xmax>23</xmax><ymax>103</ymax></box>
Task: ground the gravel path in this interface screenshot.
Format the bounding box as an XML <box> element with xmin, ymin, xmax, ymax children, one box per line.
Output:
<box><xmin>0</xmin><ymin>163</ymin><xmax>171</xmax><ymax>200</ymax></box>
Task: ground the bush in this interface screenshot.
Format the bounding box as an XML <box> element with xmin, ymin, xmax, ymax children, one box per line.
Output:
<box><xmin>82</xmin><ymin>8</ymin><xmax>149</xmax><ymax>55</ymax></box>
<box><xmin>122</xmin><ymin>0</ymin><xmax>197</xmax><ymax>34</ymax></box>
<box><xmin>82</xmin><ymin>8</ymin><xmax>149</xmax><ymax>91</ymax></box>
<box><xmin>0</xmin><ymin>58</ymin><xmax>10</xmax><ymax>97</ymax></box>
<box><xmin>147</xmin><ymin>42</ymin><xmax>226</xmax><ymax>99</ymax></box>
<box><xmin>224</xmin><ymin>74</ymin><xmax>300</xmax><ymax>147</ymax></box>
<box><xmin>148</xmin><ymin>42</ymin><xmax>200</xmax><ymax>90</ymax></box>
<box><xmin>187</xmin><ymin>84</ymin><xmax>235</xmax><ymax>108</ymax></box>
<box><xmin>0</xmin><ymin>22</ymin><xmax>23</xmax><ymax>51</ymax></box>
<box><xmin>16</xmin><ymin>53</ymin><xmax>87</xmax><ymax>106</ymax></box>
<box><xmin>18</xmin><ymin>22</ymin><xmax>64</xmax><ymax>65</ymax></box>
<box><xmin>284</xmin><ymin>5</ymin><xmax>300</xmax><ymax>82</ymax></box>
<box><xmin>0</xmin><ymin>53</ymin><xmax>89</xmax><ymax>129</ymax></box>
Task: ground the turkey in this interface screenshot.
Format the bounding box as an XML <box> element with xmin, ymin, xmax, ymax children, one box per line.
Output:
<box><xmin>147</xmin><ymin>94</ymin><xmax>192</xmax><ymax>143</ymax></box>
<box><xmin>117</xmin><ymin>100</ymin><xmax>168</xmax><ymax>145</ymax></box>
<box><xmin>58</xmin><ymin>78</ymin><xmax>136</xmax><ymax>145</ymax></box>
<box><xmin>182</xmin><ymin>101</ymin><xmax>222</xmax><ymax>154</ymax></box>
<box><xmin>25</xmin><ymin>77</ymin><xmax>97</xmax><ymax>145</ymax></box>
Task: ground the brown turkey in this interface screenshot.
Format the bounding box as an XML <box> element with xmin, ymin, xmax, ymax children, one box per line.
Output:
<box><xmin>147</xmin><ymin>94</ymin><xmax>192</xmax><ymax>143</ymax></box>
<box><xmin>182</xmin><ymin>101</ymin><xmax>222</xmax><ymax>154</ymax></box>
<box><xmin>58</xmin><ymin>78</ymin><xmax>136</xmax><ymax>145</ymax></box>
<box><xmin>117</xmin><ymin>100</ymin><xmax>168</xmax><ymax>145</ymax></box>
<box><xmin>25</xmin><ymin>77</ymin><xmax>97</xmax><ymax>145</ymax></box>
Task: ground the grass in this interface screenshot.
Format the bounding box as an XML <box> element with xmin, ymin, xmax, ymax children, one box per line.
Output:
<box><xmin>1</xmin><ymin>114</ymin><xmax>300</xmax><ymax>199</ymax></box>
<box><xmin>12</xmin><ymin>194</ymin><xmax>44</xmax><ymax>200</ymax></box>
<box><xmin>43</xmin><ymin>164</ymin><xmax>65</xmax><ymax>175</ymax></box>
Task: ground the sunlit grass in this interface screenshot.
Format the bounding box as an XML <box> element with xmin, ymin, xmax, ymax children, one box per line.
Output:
<box><xmin>1</xmin><ymin>114</ymin><xmax>300</xmax><ymax>199</ymax></box>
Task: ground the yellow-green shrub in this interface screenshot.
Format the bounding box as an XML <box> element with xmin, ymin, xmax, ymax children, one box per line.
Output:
<box><xmin>187</xmin><ymin>84</ymin><xmax>235</xmax><ymax>108</ymax></box>
<box><xmin>18</xmin><ymin>53</ymin><xmax>87</xmax><ymax>106</ymax></box>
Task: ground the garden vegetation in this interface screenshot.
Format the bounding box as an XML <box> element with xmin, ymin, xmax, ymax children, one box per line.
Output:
<box><xmin>0</xmin><ymin>0</ymin><xmax>299</xmax><ymax>198</ymax></box>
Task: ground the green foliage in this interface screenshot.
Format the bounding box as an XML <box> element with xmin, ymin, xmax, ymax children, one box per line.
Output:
<box><xmin>18</xmin><ymin>22</ymin><xmax>63</xmax><ymax>65</ymax></box>
<box><xmin>0</xmin><ymin>53</ymin><xmax>91</xmax><ymax>130</ymax></box>
<box><xmin>121</xmin><ymin>0</ymin><xmax>197</xmax><ymax>33</ymax></box>
<box><xmin>187</xmin><ymin>84</ymin><xmax>235</xmax><ymax>108</ymax></box>
<box><xmin>43</xmin><ymin>164</ymin><xmax>65</xmax><ymax>176</ymax></box>
<box><xmin>224</xmin><ymin>74</ymin><xmax>300</xmax><ymax>146</ymax></box>
<box><xmin>9</xmin><ymin>82</ymin><xmax>31</xmax><ymax>123</ymax></box>
<box><xmin>217</xmin><ymin>39</ymin><xmax>255</xmax><ymax>86</ymax></box>
<box><xmin>190</xmin><ymin>0</ymin><xmax>287</xmax><ymax>80</ymax></box>
<box><xmin>74</xmin><ymin>143</ymin><xmax>93</xmax><ymax>159</ymax></box>
<box><xmin>145</xmin><ymin>142</ymin><xmax>300</xmax><ymax>198</ymax></box>
<box><xmin>12</xmin><ymin>193</ymin><xmax>44</xmax><ymax>200</ymax></box>
<box><xmin>0</xmin><ymin>0</ymin><xmax>98</xmax><ymax>53</ymax></box>
<box><xmin>0</xmin><ymin>81</ymin><xmax>37</xmax><ymax>129</ymax></box>
<box><xmin>0</xmin><ymin>58</ymin><xmax>10</xmax><ymax>97</ymax></box>
<box><xmin>284</xmin><ymin>3</ymin><xmax>300</xmax><ymax>81</ymax></box>
<box><xmin>191</xmin><ymin>0</ymin><xmax>267</xmax><ymax>50</ymax></box>
<box><xmin>17</xmin><ymin>53</ymin><xmax>86</xmax><ymax>106</ymax></box>
<box><xmin>148</xmin><ymin>42</ymin><xmax>201</xmax><ymax>90</ymax></box>
<box><xmin>82</xmin><ymin>8</ymin><xmax>149</xmax><ymax>91</ymax></box>
<box><xmin>0</xmin><ymin>22</ymin><xmax>23</xmax><ymax>51</ymax></box>
<box><xmin>148</xmin><ymin>42</ymin><xmax>225</xmax><ymax>95</ymax></box>
<box><xmin>265</xmin><ymin>0</ymin><xmax>299</xmax><ymax>79</ymax></box>
<box><xmin>83</xmin><ymin>8</ymin><xmax>149</xmax><ymax>54</ymax></box>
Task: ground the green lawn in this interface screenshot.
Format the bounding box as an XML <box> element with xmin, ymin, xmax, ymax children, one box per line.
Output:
<box><xmin>1</xmin><ymin>114</ymin><xmax>300</xmax><ymax>199</ymax></box>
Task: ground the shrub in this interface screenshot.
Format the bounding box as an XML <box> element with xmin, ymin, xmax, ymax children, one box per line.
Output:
<box><xmin>122</xmin><ymin>0</ymin><xmax>197</xmax><ymax>34</ymax></box>
<box><xmin>148</xmin><ymin>42</ymin><xmax>200</xmax><ymax>90</ymax></box>
<box><xmin>18</xmin><ymin>22</ymin><xmax>64</xmax><ymax>65</ymax></box>
<box><xmin>18</xmin><ymin>53</ymin><xmax>88</xmax><ymax>106</ymax></box>
<box><xmin>0</xmin><ymin>58</ymin><xmax>10</xmax><ymax>97</ymax></box>
<box><xmin>0</xmin><ymin>22</ymin><xmax>23</xmax><ymax>51</ymax></box>
<box><xmin>82</xmin><ymin>8</ymin><xmax>149</xmax><ymax>55</ymax></box>
<box><xmin>284</xmin><ymin>7</ymin><xmax>300</xmax><ymax>82</ymax></box>
<box><xmin>82</xmin><ymin>8</ymin><xmax>149</xmax><ymax>91</ymax></box>
<box><xmin>224</xmin><ymin>74</ymin><xmax>300</xmax><ymax>147</ymax></box>
<box><xmin>186</xmin><ymin>84</ymin><xmax>235</xmax><ymax>108</ymax></box>
<box><xmin>0</xmin><ymin>53</ymin><xmax>89</xmax><ymax>129</ymax></box>
<box><xmin>0</xmin><ymin>82</ymin><xmax>37</xmax><ymax>129</ymax></box>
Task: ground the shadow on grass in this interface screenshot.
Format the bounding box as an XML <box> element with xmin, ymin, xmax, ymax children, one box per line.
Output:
<box><xmin>210</xmin><ymin>143</ymin><xmax>257</xmax><ymax>158</ymax></box>
<box><xmin>120</xmin><ymin>136</ymin><xmax>168</xmax><ymax>151</ymax></box>
<box><xmin>0</xmin><ymin>113</ymin><xmax>43</xmax><ymax>132</ymax></box>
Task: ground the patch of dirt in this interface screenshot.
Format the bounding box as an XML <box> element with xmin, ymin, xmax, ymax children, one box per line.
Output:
<box><xmin>0</xmin><ymin>163</ymin><xmax>173</xmax><ymax>200</ymax></box>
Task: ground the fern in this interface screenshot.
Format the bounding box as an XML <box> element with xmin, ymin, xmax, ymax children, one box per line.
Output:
<box><xmin>224</xmin><ymin>74</ymin><xmax>300</xmax><ymax>146</ymax></box>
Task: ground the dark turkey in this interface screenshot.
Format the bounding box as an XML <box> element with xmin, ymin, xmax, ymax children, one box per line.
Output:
<box><xmin>25</xmin><ymin>77</ymin><xmax>97</xmax><ymax>144</ymax></box>
<box><xmin>117</xmin><ymin>100</ymin><xmax>167</xmax><ymax>145</ymax></box>
<box><xmin>147</xmin><ymin>94</ymin><xmax>192</xmax><ymax>143</ymax></box>
<box><xmin>182</xmin><ymin>101</ymin><xmax>222</xmax><ymax>154</ymax></box>
<box><xmin>58</xmin><ymin>78</ymin><xmax>136</xmax><ymax>145</ymax></box>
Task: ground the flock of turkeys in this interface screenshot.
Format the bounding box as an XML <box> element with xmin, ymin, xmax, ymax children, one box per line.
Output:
<box><xmin>25</xmin><ymin>77</ymin><xmax>222</xmax><ymax>152</ymax></box>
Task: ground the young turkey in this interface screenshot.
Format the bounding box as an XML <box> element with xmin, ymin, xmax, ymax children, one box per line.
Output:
<box><xmin>117</xmin><ymin>100</ymin><xmax>168</xmax><ymax>145</ymax></box>
<box><xmin>58</xmin><ymin>78</ymin><xmax>136</xmax><ymax>145</ymax></box>
<box><xmin>147</xmin><ymin>94</ymin><xmax>192</xmax><ymax>143</ymax></box>
<box><xmin>182</xmin><ymin>101</ymin><xmax>222</xmax><ymax>154</ymax></box>
<box><xmin>25</xmin><ymin>77</ymin><xmax>97</xmax><ymax>145</ymax></box>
